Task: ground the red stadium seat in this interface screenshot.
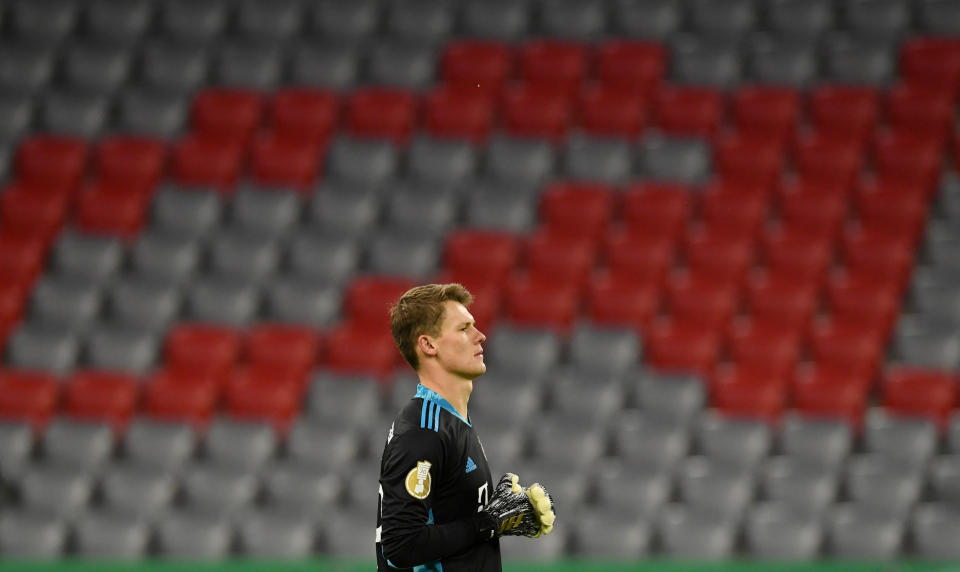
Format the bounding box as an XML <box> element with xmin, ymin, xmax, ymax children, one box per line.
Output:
<box><xmin>191</xmin><ymin>88</ymin><xmax>264</xmax><ymax>143</ymax></box>
<box><xmin>745</xmin><ymin>269</ymin><xmax>818</xmax><ymax>332</ymax></box>
<box><xmin>840</xmin><ymin>224</ymin><xmax>914</xmax><ymax>292</ymax></box>
<box><xmin>731</xmin><ymin>86</ymin><xmax>800</xmax><ymax>144</ymax></box>
<box><xmin>645</xmin><ymin>316</ymin><xmax>721</xmax><ymax>376</ymax></box>
<box><xmin>325</xmin><ymin>323</ymin><xmax>398</xmax><ymax>379</ymax></box>
<box><xmin>73</xmin><ymin>180</ymin><xmax>150</xmax><ymax>240</ymax></box>
<box><xmin>523</xmin><ymin>230</ymin><xmax>596</xmax><ymax>290</ymax></box>
<box><xmin>270</xmin><ymin>88</ymin><xmax>339</xmax><ymax>144</ymax></box>
<box><xmin>711</xmin><ymin>363</ymin><xmax>787</xmax><ymax>424</ymax></box>
<box><xmin>504</xmin><ymin>272</ymin><xmax>580</xmax><ymax>334</ymax></box>
<box><xmin>0</xmin><ymin>369</ymin><xmax>59</xmax><ymax>430</ymax></box>
<box><xmin>444</xmin><ymin>230</ymin><xmax>521</xmax><ymax>285</ymax></box>
<box><xmin>246</xmin><ymin>324</ymin><xmax>322</xmax><ymax>380</ymax></box>
<box><xmin>602</xmin><ymin>228</ymin><xmax>674</xmax><ymax>285</ymax></box>
<box><xmin>225</xmin><ymin>365</ymin><xmax>303</xmax><ymax>432</ymax></box>
<box><xmin>164</xmin><ymin>323</ymin><xmax>243</xmax><ymax>382</ymax></box>
<box><xmin>711</xmin><ymin>133</ymin><xmax>784</xmax><ymax>192</ymax></box>
<box><xmin>347</xmin><ymin>88</ymin><xmax>418</xmax><ymax>145</ymax></box>
<box><xmin>699</xmin><ymin>179</ymin><xmax>770</xmax><ymax>238</ymax></box>
<box><xmin>249</xmin><ymin>133</ymin><xmax>324</xmax><ymax>190</ymax></box>
<box><xmin>15</xmin><ymin>135</ymin><xmax>89</xmax><ymax>193</ymax></box>
<box><xmin>502</xmin><ymin>83</ymin><xmax>572</xmax><ymax>142</ymax></box>
<box><xmin>0</xmin><ymin>275</ymin><xmax>28</xmax><ymax>326</ymax></box>
<box><xmin>431</xmin><ymin>271</ymin><xmax>502</xmax><ymax>329</ymax></box>
<box><xmin>95</xmin><ymin>136</ymin><xmax>167</xmax><ymax>190</ymax></box>
<box><xmin>586</xmin><ymin>269</ymin><xmax>660</xmax><ymax>331</ymax></box>
<box><xmin>809</xmin><ymin>86</ymin><xmax>879</xmax><ymax>145</ymax></box>
<box><xmin>540</xmin><ymin>182</ymin><xmax>614</xmax><ymax>242</ymax></box>
<box><xmin>519</xmin><ymin>39</ymin><xmax>588</xmax><ymax>95</ymax></box>
<box><xmin>424</xmin><ymin>84</ymin><xmax>496</xmax><ymax>143</ymax></box>
<box><xmin>664</xmin><ymin>270</ymin><xmax>739</xmax><ymax>331</ymax></box>
<box><xmin>144</xmin><ymin>366</ymin><xmax>220</xmax><ymax>428</ymax></box>
<box><xmin>595</xmin><ymin>40</ymin><xmax>667</xmax><ymax>94</ymax></box>
<box><xmin>727</xmin><ymin>317</ymin><xmax>802</xmax><ymax>378</ymax></box>
<box><xmin>808</xmin><ymin>317</ymin><xmax>885</xmax><ymax>382</ymax></box>
<box><xmin>654</xmin><ymin>85</ymin><xmax>725</xmax><ymax>138</ymax></box>
<box><xmin>622</xmin><ymin>182</ymin><xmax>693</xmax><ymax>241</ymax></box>
<box><xmin>899</xmin><ymin>37</ymin><xmax>960</xmax><ymax>99</ymax></box>
<box><xmin>0</xmin><ymin>230</ymin><xmax>52</xmax><ymax>284</ymax></box>
<box><xmin>65</xmin><ymin>370</ymin><xmax>139</xmax><ymax>431</ymax></box>
<box><xmin>854</xmin><ymin>176</ymin><xmax>929</xmax><ymax>241</ymax></box>
<box><xmin>886</xmin><ymin>84</ymin><xmax>955</xmax><ymax>142</ymax></box>
<box><xmin>759</xmin><ymin>223</ymin><xmax>833</xmax><ymax>285</ymax></box>
<box><xmin>792</xmin><ymin>363</ymin><xmax>869</xmax><ymax>429</ymax></box>
<box><xmin>826</xmin><ymin>270</ymin><xmax>900</xmax><ymax>336</ymax></box>
<box><xmin>871</xmin><ymin>129</ymin><xmax>943</xmax><ymax>194</ymax></box>
<box><xmin>682</xmin><ymin>224</ymin><xmax>754</xmax><ymax>284</ymax></box>
<box><xmin>172</xmin><ymin>134</ymin><xmax>245</xmax><ymax>191</ymax></box>
<box><xmin>881</xmin><ymin>366</ymin><xmax>957</xmax><ymax>430</ymax></box>
<box><xmin>792</xmin><ymin>131</ymin><xmax>864</xmax><ymax>189</ymax></box>
<box><xmin>777</xmin><ymin>179</ymin><xmax>847</xmax><ymax>239</ymax></box>
<box><xmin>577</xmin><ymin>84</ymin><xmax>647</xmax><ymax>138</ymax></box>
<box><xmin>343</xmin><ymin>276</ymin><xmax>417</xmax><ymax>331</ymax></box>
<box><xmin>0</xmin><ymin>186</ymin><xmax>67</xmax><ymax>245</ymax></box>
<box><xmin>441</xmin><ymin>40</ymin><xmax>514</xmax><ymax>96</ymax></box>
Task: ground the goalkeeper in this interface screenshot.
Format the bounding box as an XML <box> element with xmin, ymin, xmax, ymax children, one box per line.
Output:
<box><xmin>376</xmin><ymin>284</ymin><xmax>556</xmax><ymax>571</ymax></box>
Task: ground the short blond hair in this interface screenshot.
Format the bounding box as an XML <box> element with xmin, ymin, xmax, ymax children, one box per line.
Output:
<box><xmin>390</xmin><ymin>283</ymin><xmax>473</xmax><ymax>371</ymax></box>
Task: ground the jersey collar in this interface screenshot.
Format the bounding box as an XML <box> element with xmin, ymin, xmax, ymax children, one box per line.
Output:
<box><xmin>415</xmin><ymin>384</ymin><xmax>472</xmax><ymax>427</ymax></box>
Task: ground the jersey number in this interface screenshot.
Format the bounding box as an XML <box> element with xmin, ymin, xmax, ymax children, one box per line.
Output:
<box><xmin>476</xmin><ymin>482</ymin><xmax>489</xmax><ymax>512</ymax></box>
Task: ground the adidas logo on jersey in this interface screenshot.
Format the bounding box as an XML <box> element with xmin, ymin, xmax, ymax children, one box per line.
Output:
<box><xmin>465</xmin><ymin>457</ymin><xmax>477</xmax><ymax>474</ymax></box>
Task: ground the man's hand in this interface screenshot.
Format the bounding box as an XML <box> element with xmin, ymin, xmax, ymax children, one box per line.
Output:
<box><xmin>479</xmin><ymin>473</ymin><xmax>557</xmax><ymax>539</ymax></box>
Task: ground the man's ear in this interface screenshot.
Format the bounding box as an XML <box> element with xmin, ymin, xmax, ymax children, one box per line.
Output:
<box><xmin>417</xmin><ymin>334</ymin><xmax>438</xmax><ymax>357</ymax></box>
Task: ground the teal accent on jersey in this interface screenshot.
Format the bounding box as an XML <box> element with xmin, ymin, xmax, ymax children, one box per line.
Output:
<box><xmin>413</xmin><ymin>510</ymin><xmax>443</xmax><ymax>572</ymax></box>
<box><xmin>415</xmin><ymin>384</ymin><xmax>471</xmax><ymax>426</ymax></box>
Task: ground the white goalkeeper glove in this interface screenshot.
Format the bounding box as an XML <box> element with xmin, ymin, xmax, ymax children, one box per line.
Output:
<box><xmin>479</xmin><ymin>473</ymin><xmax>557</xmax><ymax>539</ymax></box>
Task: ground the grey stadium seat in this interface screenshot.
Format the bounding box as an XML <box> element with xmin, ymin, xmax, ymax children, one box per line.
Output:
<box><xmin>462</xmin><ymin>181</ymin><xmax>538</xmax><ymax>233</ymax></box>
<box><xmin>638</xmin><ymin>135</ymin><xmax>711</xmax><ymax>184</ymax></box>
<box><xmin>924</xmin><ymin>221</ymin><xmax>960</xmax><ymax>272</ymax></box>
<box><xmin>204</xmin><ymin>417</ymin><xmax>278</xmax><ymax>472</ymax></box>
<box><xmin>129</xmin><ymin>232</ymin><xmax>202</xmax><ymax>285</ymax></box>
<box><xmin>264</xmin><ymin>277</ymin><xmax>342</xmax><ymax>326</ymax></box>
<box><xmin>498</xmin><ymin>525</ymin><xmax>566</xmax><ymax>562</ymax></box>
<box><xmin>529</xmin><ymin>415</ymin><xmax>607</xmax><ymax>468</ymax></box>
<box><xmin>572</xmin><ymin>506</ymin><xmax>651</xmax><ymax>558</ymax></box>
<box><xmin>0</xmin><ymin>422</ymin><xmax>33</xmax><ymax>482</ymax></box>
<box><xmin>892</xmin><ymin>314</ymin><xmax>960</xmax><ymax>370</ymax></box>
<box><xmin>656</xmin><ymin>504</ymin><xmax>737</xmax><ymax>560</ymax></box>
<box><xmin>62</xmin><ymin>41</ymin><xmax>132</xmax><ymax>95</ymax></box>
<box><xmin>408</xmin><ymin>136</ymin><xmax>478</xmax><ymax>185</ymax></box>
<box><xmin>42</xmin><ymin>418</ymin><xmax>114</xmax><ymax>472</ymax></box>
<box><xmin>611</xmin><ymin>0</ymin><xmax>682</xmax><ymax>39</ymax></box>
<box><xmin>86</xmin><ymin>324</ymin><xmax>160</xmax><ymax>375</ymax></box>
<box><xmin>39</xmin><ymin>90</ymin><xmax>110</xmax><ymax>138</ymax></box>
<box><xmin>263</xmin><ymin>459</ymin><xmax>342</xmax><ymax>513</ymax></box>
<box><xmin>124</xmin><ymin>418</ymin><xmax>196</xmax><ymax>472</ymax></box>
<box><xmin>156</xmin><ymin>509</ymin><xmax>232</xmax><ymax>560</ymax></box>
<box><xmin>386</xmin><ymin>0</ymin><xmax>454</xmax><ymax>44</ymax></box>
<box><xmin>341</xmin><ymin>458</ymin><xmax>381</xmax><ymax>515</ymax></box>
<box><xmin>383</xmin><ymin>182</ymin><xmax>459</xmax><ymax>237</ymax></box>
<box><xmin>564</xmin><ymin>135</ymin><xmax>634</xmax><ymax>183</ymax></box>
<box><xmin>239</xmin><ymin>507</ymin><xmax>316</xmax><ymax>558</ymax></box>
<box><xmin>159</xmin><ymin>0</ymin><xmax>228</xmax><ymax>44</ymax></box>
<box><xmin>325</xmin><ymin>136</ymin><xmax>399</xmax><ymax>187</ymax></box>
<box><xmin>138</xmin><ymin>40</ymin><xmax>210</xmax><ymax>94</ymax></box>
<box><xmin>845</xmin><ymin>454</ymin><xmax>923</xmax><ymax>517</ymax></box>
<box><xmin>74</xmin><ymin>510</ymin><xmax>150</xmax><ymax>559</ymax></box>
<box><xmin>86</xmin><ymin>0</ymin><xmax>154</xmax><ymax>43</ymax></box>
<box><xmin>323</xmin><ymin>508</ymin><xmax>374</xmax><ymax>559</ymax></box>
<box><xmin>485</xmin><ymin>325</ymin><xmax>561</xmax><ymax>380</ymax></box>
<box><xmin>286</xmin><ymin>232</ymin><xmax>361</xmax><ymax>284</ymax></box>
<box><xmin>287</xmin><ymin>417</ymin><xmax>364</xmax><ymax>468</ymax></box>
<box><xmin>827</xmin><ymin>502</ymin><xmax>904</xmax><ymax>559</ymax></box>
<box><xmin>231</xmin><ymin>186</ymin><xmax>302</xmax><ymax>238</ymax></box>
<box><xmin>696</xmin><ymin>412</ymin><xmax>772</xmax><ymax>469</ymax></box>
<box><xmin>208</xmin><ymin>230</ymin><xmax>282</xmax><ymax>284</ymax></box>
<box><xmin>28</xmin><ymin>276</ymin><xmax>103</xmax><ymax>333</ymax></box>
<box><xmin>364</xmin><ymin>230</ymin><xmax>440</xmax><ymax>279</ymax></box>
<box><xmin>289</xmin><ymin>42</ymin><xmax>360</xmax><ymax>90</ymax></box>
<box><xmin>950</xmin><ymin>412</ymin><xmax>960</xmax><ymax>453</ymax></box>
<box><xmin>310</xmin><ymin>0</ymin><xmax>381</xmax><ymax>44</ymax></box>
<box><xmin>50</xmin><ymin>231</ymin><xmax>124</xmax><ymax>284</ymax></box>
<box><xmin>485</xmin><ymin>135</ymin><xmax>557</xmax><ymax>187</ymax></box>
<box><xmin>307</xmin><ymin>181</ymin><xmax>382</xmax><ymax>238</ymax></box>
<box><xmin>780</xmin><ymin>413</ymin><xmax>853</xmax><ymax>469</ymax></box>
<box><xmin>467</xmin><ymin>370</ymin><xmax>543</xmax><ymax>428</ymax></box>
<box><xmin>185</xmin><ymin>276</ymin><xmax>260</xmax><ymax>327</ymax></box>
<box><xmin>547</xmin><ymin>366</ymin><xmax>625</xmax><ymax>423</ymax></box>
<box><xmin>9</xmin><ymin>0</ymin><xmax>78</xmax><ymax>41</ymax></box>
<box><xmin>910</xmin><ymin>273</ymin><xmax>960</xmax><ymax>325</ymax></box>
<box><xmin>760</xmin><ymin>456</ymin><xmax>839</xmax><ymax>517</ymax></box>
<box><xmin>151</xmin><ymin>185</ymin><xmax>224</xmax><ymax>239</ymax></box>
<box><xmin>115</xmin><ymin>87</ymin><xmax>188</xmax><ymax>138</ymax></box>
<box><xmin>5</xmin><ymin>323</ymin><xmax>80</xmax><ymax>376</ymax></box>
<box><xmin>100</xmin><ymin>462</ymin><xmax>178</xmax><ymax>520</ymax></box>
<box><xmin>0</xmin><ymin>511</ymin><xmax>67</xmax><ymax>558</ymax></box>
<box><xmin>747</xmin><ymin>35</ymin><xmax>818</xmax><ymax>87</ymax></box>
<box><xmin>107</xmin><ymin>277</ymin><xmax>182</xmax><ymax>332</ymax></box>
<box><xmin>864</xmin><ymin>409</ymin><xmax>937</xmax><ymax>469</ymax></box>
<box><xmin>569</xmin><ymin>322</ymin><xmax>641</xmax><ymax>377</ymax></box>
<box><xmin>307</xmin><ymin>373</ymin><xmax>383</xmax><ymax>429</ymax></box>
<box><xmin>366</xmin><ymin>40</ymin><xmax>437</xmax><ymax>90</ymax></box>
<box><xmin>746</xmin><ymin>502</ymin><xmax>823</xmax><ymax>560</ymax></box>
<box><xmin>845</xmin><ymin>0</ymin><xmax>911</xmax><ymax>39</ymax></box>
<box><xmin>766</xmin><ymin>0</ymin><xmax>835</xmax><ymax>39</ymax></box>
<box><xmin>539</xmin><ymin>0</ymin><xmax>607</xmax><ymax>39</ymax></box>
<box><xmin>0</xmin><ymin>41</ymin><xmax>56</xmax><ymax>94</ymax></box>
<box><xmin>0</xmin><ymin>93</ymin><xmax>34</xmax><ymax>144</ymax></box>
<box><xmin>461</xmin><ymin>0</ymin><xmax>531</xmax><ymax>40</ymax></box>
<box><xmin>822</xmin><ymin>34</ymin><xmax>895</xmax><ymax>86</ymax></box>
<box><xmin>593</xmin><ymin>461</ymin><xmax>672</xmax><ymax>518</ymax></box>
<box><xmin>20</xmin><ymin>463</ymin><xmax>95</xmax><ymax>519</ymax></box>
<box><xmin>181</xmin><ymin>461</ymin><xmax>260</xmax><ymax>516</ymax></box>
<box><xmin>236</xmin><ymin>0</ymin><xmax>302</xmax><ymax>41</ymax></box>
<box><xmin>676</xmin><ymin>456</ymin><xmax>755</xmax><ymax>520</ymax></box>
<box><xmin>919</xmin><ymin>0</ymin><xmax>960</xmax><ymax>35</ymax></box>
<box><xmin>689</xmin><ymin>0</ymin><xmax>758</xmax><ymax>39</ymax></box>
<box><xmin>670</xmin><ymin>35</ymin><xmax>742</xmax><ymax>88</ymax></box>
<box><xmin>633</xmin><ymin>369</ymin><xmax>707</xmax><ymax>424</ymax></box>
<box><xmin>612</xmin><ymin>411</ymin><xmax>689</xmax><ymax>472</ymax></box>
<box><xmin>213</xmin><ymin>40</ymin><xmax>283</xmax><ymax>90</ymax></box>
<box><xmin>929</xmin><ymin>455</ymin><xmax>960</xmax><ymax>503</ymax></box>
<box><xmin>911</xmin><ymin>503</ymin><xmax>960</xmax><ymax>560</ymax></box>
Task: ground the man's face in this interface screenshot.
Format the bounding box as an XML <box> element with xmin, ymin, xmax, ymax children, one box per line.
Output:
<box><xmin>430</xmin><ymin>300</ymin><xmax>487</xmax><ymax>380</ymax></box>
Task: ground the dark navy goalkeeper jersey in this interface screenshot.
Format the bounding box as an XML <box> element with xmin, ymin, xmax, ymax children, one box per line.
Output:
<box><xmin>377</xmin><ymin>384</ymin><xmax>501</xmax><ymax>571</ymax></box>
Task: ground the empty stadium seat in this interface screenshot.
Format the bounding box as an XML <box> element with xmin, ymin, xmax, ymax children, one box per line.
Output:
<box><xmin>366</xmin><ymin>40</ymin><xmax>437</xmax><ymax>90</ymax></box>
<box><xmin>881</xmin><ymin>366</ymin><xmax>956</xmax><ymax>430</ymax></box>
<box><xmin>0</xmin><ymin>369</ymin><xmax>58</xmax><ymax>431</ymax></box>
<box><xmin>563</xmin><ymin>135</ymin><xmax>634</xmax><ymax>183</ymax></box>
<box><xmin>760</xmin><ymin>455</ymin><xmax>839</xmax><ymax>516</ymax></box>
<box><xmin>911</xmin><ymin>503</ymin><xmax>960</xmax><ymax>560</ymax></box>
<box><xmin>346</xmin><ymin>88</ymin><xmax>417</xmax><ymax>145</ymax></box>
<box><xmin>577</xmin><ymin>84</ymin><xmax>648</xmax><ymax>139</ymax></box>
<box><xmin>746</xmin><ymin>502</ymin><xmax>823</xmax><ymax>560</ymax></box>
<box><xmin>171</xmin><ymin>134</ymin><xmax>244</xmax><ymax>190</ymax></box>
<box><xmin>204</xmin><ymin>416</ymin><xmax>278</xmax><ymax>471</ymax></box>
<box><xmin>519</xmin><ymin>39</ymin><xmax>588</xmax><ymax>95</ymax></box>
<box><xmin>424</xmin><ymin>85</ymin><xmax>496</xmax><ymax>144</ymax></box>
<box><xmin>42</xmin><ymin>418</ymin><xmax>114</xmax><ymax>472</ymax></box>
<box><xmin>224</xmin><ymin>366</ymin><xmax>302</xmax><ymax>432</ymax></box>
<box><xmin>289</xmin><ymin>42</ymin><xmax>359</xmax><ymax>90</ymax></box>
<box><xmin>863</xmin><ymin>409</ymin><xmax>937</xmax><ymax>469</ymax></box>
<box><xmin>656</xmin><ymin>503</ymin><xmax>737</xmax><ymax>560</ymax></box>
<box><xmin>792</xmin><ymin>364</ymin><xmax>870</xmax><ymax>430</ymax></box>
<box><xmin>484</xmin><ymin>323</ymin><xmax>562</xmax><ymax>379</ymax></box>
<box><xmin>123</xmin><ymin>417</ymin><xmax>197</xmax><ymax>472</ymax></box>
<box><xmin>0</xmin><ymin>510</ymin><xmax>66</xmax><ymax>558</ymax></box>
<box><xmin>156</xmin><ymin>509</ymin><xmax>232</xmax><ymax>560</ymax></box>
<box><xmin>408</xmin><ymin>136</ymin><xmax>478</xmax><ymax>185</ymax></box>
<box><xmin>809</xmin><ymin>85</ymin><xmax>880</xmax><ymax>144</ymax></box>
<box><xmin>164</xmin><ymin>323</ymin><xmax>243</xmax><ymax>380</ymax></box>
<box><xmin>654</xmin><ymin>85</ymin><xmax>725</xmax><ymax>138</ymax></box>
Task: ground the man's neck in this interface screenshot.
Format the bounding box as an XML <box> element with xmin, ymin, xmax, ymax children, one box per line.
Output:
<box><xmin>418</xmin><ymin>373</ymin><xmax>472</xmax><ymax>420</ymax></box>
